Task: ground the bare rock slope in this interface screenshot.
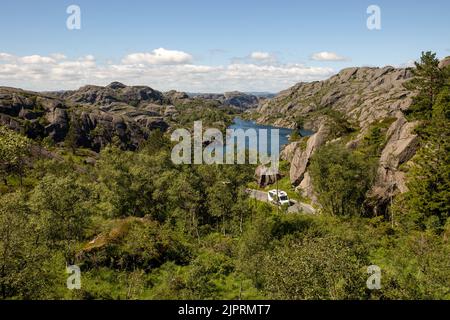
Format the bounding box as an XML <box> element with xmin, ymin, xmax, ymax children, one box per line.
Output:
<box><xmin>257</xmin><ymin>66</ymin><xmax>414</xmax><ymax>131</ymax></box>
<box><xmin>0</xmin><ymin>83</ymin><xmax>178</xmax><ymax>151</ymax></box>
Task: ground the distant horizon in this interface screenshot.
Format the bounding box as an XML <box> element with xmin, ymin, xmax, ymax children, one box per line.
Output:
<box><xmin>4</xmin><ymin>59</ymin><xmax>449</xmax><ymax>95</ymax></box>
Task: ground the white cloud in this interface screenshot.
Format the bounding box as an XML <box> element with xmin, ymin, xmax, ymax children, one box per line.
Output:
<box><xmin>0</xmin><ymin>51</ymin><xmax>335</xmax><ymax>92</ymax></box>
<box><xmin>50</xmin><ymin>53</ymin><xmax>67</xmax><ymax>60</ymax></box>
<box><xmin>311</xmin><ymin>51</ymin><xmax>348</xmax><ymax>61</ymax></box>
<box><xmin>250</xmin><ymin>51</ymin><xmax>272</xmax><ymax>60</ymax></box>
<box><xmin>0</xmin><ymin>53</ymin><xmax>15</xmax><ymax>61</ymax></box>
<box><xmin>233</xmin><ymin>51</ymin><xmax>277</xmax><ymax>65</ymax></box>
<box><xmin>20</xmin><ymin>55</ymin><xmax>56</xmax><ymax>64</ymax></box>
<box><xmin>122</xmin><ymin>48</ymin><xmax>193</xmax><ymax>65</ymax></box>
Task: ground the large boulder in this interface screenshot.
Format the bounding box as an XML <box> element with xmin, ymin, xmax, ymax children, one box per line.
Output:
<box><xmin>290</xmin><ymin>123</ymin><xmax>330</xmax><ymax>185</ymax></box>
<box><xmin>0</xmin><ymin>91</ymin><xmax>33</xmax><ymax>116</ymax></box>
<box><xmin>297</xmin><ymin>172</ymin><xmax>317</xmax><ymax>203</ymax></box>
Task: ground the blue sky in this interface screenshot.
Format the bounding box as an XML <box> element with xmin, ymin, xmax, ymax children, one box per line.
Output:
<box><xmin>1</xmin><ymin>0</ymin><xmax>449</xmax><ymax>92</ymax></box>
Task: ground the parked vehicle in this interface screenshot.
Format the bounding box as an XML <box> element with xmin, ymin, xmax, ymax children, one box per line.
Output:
<box><xmin>267</xmin><ymin>189</ymin><xmax>290</xmax><ymax>206</ymax></box>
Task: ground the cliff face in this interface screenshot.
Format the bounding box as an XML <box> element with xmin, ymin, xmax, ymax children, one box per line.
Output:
<box><xmin>365</xmin><ymin>113</ymin><xmax>420</xmax><ymax>214</ymax></box>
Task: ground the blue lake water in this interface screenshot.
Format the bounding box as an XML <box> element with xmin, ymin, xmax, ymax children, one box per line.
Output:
<box><xmin>227</xmin><ymin>118</ymin><xmax>313</xmax><ymax>155</ymax></box>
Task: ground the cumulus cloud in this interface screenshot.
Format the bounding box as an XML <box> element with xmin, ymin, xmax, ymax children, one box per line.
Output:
<box><xmin>233</xmin><ymin>51</ymin><xmax>277</xmax><ymax>65</ymax></box>
<box><xmin>311</xmin><ymin>51</ymin><xmax>348</xmax><ymax>61</ymax></box>
<box><xmin>122</xmin><ymin>48</ymin><xmax>193</xmax><ymax>65</ymax></box>
<box><xmin>0</xmin><ymin>53</ymin><xmax>15</xmax><ymax>61</ymax></box>
<box><xmin>50</xmin><ymin>53</ymin><xmax>68</xmax><ymax>60</ymax></box>
<box><xmin>250</xmin><ymin>51</ymin><xmax>272</xmax><ymax>60</ymax></box>
<box><xmin>0</xmin><ymin>51</ymin><xmax>335</xmax><ymax>92</ymax></box>
<box><xmin>20</xmin><ymin>55</ymin><xmax>56</xmax><ymax>64</ymax></box>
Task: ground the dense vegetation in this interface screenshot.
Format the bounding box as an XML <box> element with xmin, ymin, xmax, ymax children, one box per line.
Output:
<box><xmin>0</xmin><ymin>52</ymin><xmax>449</xmax><ymax>300</ymax></box>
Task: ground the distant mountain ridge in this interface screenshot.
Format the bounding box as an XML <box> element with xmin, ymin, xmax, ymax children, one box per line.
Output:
<box><xmin>188</xmin><ymin>91</ymin><xmax>263</xmax><ymax>109</ymax></box>
<box><xmin>0</xmin><ymin>82</ymin><xmax>209</xmax><ymax>151</ymax></box>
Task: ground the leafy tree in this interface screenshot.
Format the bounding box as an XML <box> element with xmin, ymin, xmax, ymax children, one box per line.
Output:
<box><xmin>0</xmin><ymin>126</ymin><xmax>31</xmax><ymax>185</ymax></box>
<box><xmin>167</xmin><ymin>170</ymin><xmax>202</xmax><ymax>239</ymax></box>
<box><xmin>95</xmin><ymin>146</ymin><xmax>137</xmax><ymax>218</ymax></box>
<box><xmin>29</xmin><ymin>174</ymin><xmax>93</xmax><ymax>263</ymax></box>
<box><xmin>65</xmin><ymin>118</ymin><xmax>79</xmax><ymax>153</ymax></box>
<box><xmin>309</xmin><ymin>143</ymin><xmax>376</xmax><ymax>216</ymax></box>
<box><xmin>0</xmin><ymin>192</ymin><xmax>65</xmax><ymax>299</ymax></box>
<box><xmin>398</xmin><ymin>87</ymin><xmax>450</xmax><ymax>230</ymax></box>
<box><xmin>140</xmin><ymin>129</ymin><xmax>171</xmax><ymax>153</ymax></box>
<box><xmin>405</xmin><ymin>51</ymin><xmax>445</xmax><ymax>119</ymax></box>
<box><xmin>372</xmin><ymin>231</ymin><xmax>450</xmax><ymax>299</ymax></box>
<box><xmin>80</xmin><ymin>218</ymin><xmax>191</xmax><ymax>272</ymax></box>
<box><xmin>238</xmin><ymin>206</ymin><xmax>274</xmax><ymax>289</ymax></box>
<box><xmin>289</xmin><ymin>130</ymin><xmax>301</xmax><ymax>142</ymax></box>
<box><xmin>260</xmin><ymin>236</ymin><xmax>367</xmax><ymax>299</ymax></box>
<box><xmin>207</xmin><ymin>179</ymin><xmax>234</xmax><ymax>235</ymax></box>
<box><xmin>294</xmin><ymin>116</ymin><xmax>305</xmax><ymax>130</ymax></box>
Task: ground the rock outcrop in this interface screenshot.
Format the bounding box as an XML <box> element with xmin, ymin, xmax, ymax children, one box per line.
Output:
<box><xmin>164</xmin><ymin>90</ymin><xmax>190</xmax><ymax>104</ymax></box>
<box><xmin>61</xmin><ymin>82</ymin><xmax>167</xmax><ymax>106</ymax></box>
<box><xmin>0</xmin><ymin>84</ymin><xmax>173</xmax><ymax>151</ymax></box>
<box><xmin>297</xmin><ymin>172</ymin><xmax>316</xmax><ymax>202</ymax></box>
<box><xmin>367</xmin><ymin>113</ymin><xmax>420</xmax><ymax>213</ymax></box>
<box><xmin>289</xmin><ymin>123</ymin><xmax>330</xmax><ymax>185</ymax></box>
<box><xmin>191</xmin><ymin>91</ymin><xmax>260</xmax><ymax>109</ymax></box>
<box><xmin>255</xmin><ymin>165</ymin><xmax>282</xmax><ymax>188</ymax></box>
<box><xmin>256</xmin><ymin>66</ymin><xmax>414</xmax><ymax>131</ymax></box>
<box><xmin>223</xmin><ymin>91</ymin><xmax>259</xmax><ymax>109</ymax></box>
<box><xmin>280</xmin><ymin>141</ymin><xmax>300</xmax><ymax>162</ymax></box>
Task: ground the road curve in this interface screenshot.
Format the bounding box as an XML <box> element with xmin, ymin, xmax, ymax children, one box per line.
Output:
<box><xmin>245</xmin><ymin>189</ymin><xmax>316</xmax><ymax>215</ymax></box>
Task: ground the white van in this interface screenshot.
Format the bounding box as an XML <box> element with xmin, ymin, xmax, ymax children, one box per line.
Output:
<box><xmin>267</xmin><ymin>190</ymin><xmax>290</xmax><ymax>206</ymax></box>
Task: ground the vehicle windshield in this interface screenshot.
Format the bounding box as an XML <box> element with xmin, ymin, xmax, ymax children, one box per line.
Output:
<box><xmin>280</xmin><ymin>196</ymin><xmax>288</xmax><ymax>201</ymax></box>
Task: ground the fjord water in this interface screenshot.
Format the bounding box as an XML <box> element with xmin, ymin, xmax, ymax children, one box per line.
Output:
<box><xmin>227</xmin><ymin>117</ymin><xmax>313</xmax><ymax>156</ymax></box>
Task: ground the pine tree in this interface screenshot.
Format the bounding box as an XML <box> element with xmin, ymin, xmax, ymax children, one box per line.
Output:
<box><xmin>402</xmin><ymin>87</ymin><xmax>450</xmax><ymax>230</ymax></box>
<box><xmin>405</xmin><ymin>51</ymin><xmax>445</xmax><ymax>119</ymax></box>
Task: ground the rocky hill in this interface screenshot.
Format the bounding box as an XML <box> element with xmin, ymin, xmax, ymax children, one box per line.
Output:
<box><xmin>0</xmin><ymin>82</ymin><xmax>211</xmax><ymax>151</ymax></box>
<box><xmin>260</xmin><ymin>59</ymin><xmax>449</xmax><ymax>215</ymax></box>
<box><xmin>190</xmin><ymin>91</ymin><xmax>260</xmax><ymax>109</ymax></box>
<box><xmin>58</xmin><ymin>81</ymin><xmax>168</xmax><ymax>106</ymax></box>
<box><xmin>257</xmin><ymin>65</ymin><xmax>423</xmax><ymax>214</ymax></box>
<box><xmin>256</xmin><ymin>66</ymin><xmax>414</xmax><ymax>130</ymax></box>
